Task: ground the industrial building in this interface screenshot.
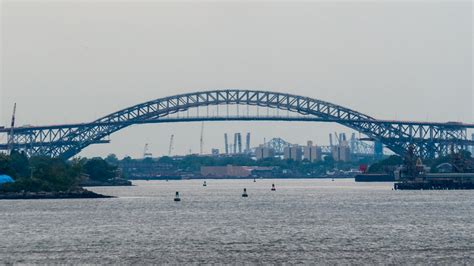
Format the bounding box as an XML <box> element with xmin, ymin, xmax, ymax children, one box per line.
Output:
<box><xmin>200</xmin><ymin>165</ymin><xmax>273</xmax><ymax>178</ymax></box>
<box><xmin>284</xmin><ymin>145</ymin><xmax>303</xmax><ymax>161</ymax></box>
<box><xmin>255</xmin><ymin>145</ymin><xmax>275</xmax><ymax>160</ymax></box>
<box><xmin>332</xmin><ymin>141</ymin><xmax>351</xmax><ymax>162</ymax></box>
<box><xmin>303</xmin><ymin>141</ymin><xmax>322</xmax><ymax>162</ymax></box>
<box><xmin>471</xmin><ymin>133</ymin><xmax>474</xmax><ymax>155</ymax></box>
<box><xmin>224</xmin><ymin>132</ymin><xmax>251</xmax><ymax>154</ymax></box>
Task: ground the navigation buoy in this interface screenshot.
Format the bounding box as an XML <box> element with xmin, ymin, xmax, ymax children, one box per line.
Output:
<box><xmin>203</xmin><ymin>181</ymin><xmax>207</xmax><ymax>187</ymax></box>
<box><xmin>271</xmin><ymin>184</ymin><xmax>276</xmax><ymax>191</ymax></box>
<box><xmin>174</xmin><ymin>191</ymin><xmax>181</xmax><ymax>201</ymax></box>
<box><xmin>242</xmin><ymin>188</ymin><xmax>248</xmax><ymax>197</ymax></box>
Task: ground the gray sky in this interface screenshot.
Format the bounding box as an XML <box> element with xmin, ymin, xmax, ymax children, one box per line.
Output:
<box><xmin>1</xmin><ymin>0</ymin><xmax>472</xmax><ymax>158</ymax></box>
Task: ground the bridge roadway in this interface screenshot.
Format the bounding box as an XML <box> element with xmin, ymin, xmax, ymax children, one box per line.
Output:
<box><xmin>1</xmin><ymin>116</ymin><xmax>473</xmax><ymax>153</ymax></box>
<box><xmin>0</xmin><ymin>89</ymin><xmax>472</xmax><ymax>159</ymax></box>
<box><xmin>2</xmin><ymin>116</ymin><xmax>474</xmax><ymax>133</ymax></box>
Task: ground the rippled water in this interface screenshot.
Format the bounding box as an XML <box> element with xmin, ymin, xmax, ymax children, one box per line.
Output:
<box><xmin>0</xmin><ymin>179</ymin><xmax>473</xmax><ymax>264</ymax></box>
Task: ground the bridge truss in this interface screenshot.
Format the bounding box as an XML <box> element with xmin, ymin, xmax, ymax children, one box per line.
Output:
<box><xmin>0</xmin><ymin>89</ymin><xmax>473</xmax><ymax>159</ymax></box>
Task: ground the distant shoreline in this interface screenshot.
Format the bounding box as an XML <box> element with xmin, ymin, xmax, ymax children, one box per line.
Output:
<box><xmin>131</xmin><ymin>176</ymin><xmax>356</xmax><ymax>181</ymax></box>
<box><xmin>0</xmin><ymin>189</ymin><xmax>113</xmax><ymax>200</ymax></box>
<box><xmin>79</xmin><ymin>179</ymin><xmax>132</xmax><ymax>187</ymax></box>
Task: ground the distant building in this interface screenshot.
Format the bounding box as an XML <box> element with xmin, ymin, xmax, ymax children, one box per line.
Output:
<box><xmin>255</xmin><ymin>145</ymin><xmax>275</xmax><ymax>160</ymax></box>
<box><xmin>201</xmin><ymin>165</ymin><xmax>274</xmax><ymax>178</ymax></box>
<box><xmin>284</xmin><ymin>145</ymin><xmax>303</xmax><ymax>161</ymax></box>
<box><xmin>332</xmin><ymin>141</ymin><xmax>351</xmax><ymax>162</ymax></box>
<box><xmin>201</xmin><ymin>165</ymin><xmax>251</xmax><ymax>177</ymax></box>
<box><xmin>303</xmin><ymin>141</ymin><xmax>322</xmax><ymax>162</ymax></box>
<box><xmin>471</xmin><ymin>134</ymin><xmax>474</xmax><ymax>155</ymax></box>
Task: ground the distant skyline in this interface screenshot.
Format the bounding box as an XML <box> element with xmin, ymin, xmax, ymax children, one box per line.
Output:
<box><xmin>1</xmin><ymin>0</ymin><xmax>472</xmax><ymax>158</ymax></box>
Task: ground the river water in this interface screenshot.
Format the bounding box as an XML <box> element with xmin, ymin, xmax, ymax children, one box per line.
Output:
<box><xmin>0</xmin><ymin>179</ymin><xmax>473</xmax><ymax>264</ymax></box>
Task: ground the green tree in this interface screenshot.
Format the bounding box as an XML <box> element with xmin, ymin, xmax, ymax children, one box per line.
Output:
<box><xmin>367</xmin><ymin>155</ymin><xmax>403</xmax><ymax>173</ymax></box>
<box><xmin>83</xmin><ymin>157</ymin><xmax>117</xmax><ymax>182</ymax></box>
<box><xmin>1</xmin><ymin>156</ymin><xmax>82</xmax><ymax>192</ymax></box>
<box><xmin>0</xmin><ymin>153</ymin><xmax>15</xmax><ymax>177</ymax></box>
<box><xmin>9</xmin><ymin>151</ymin><xmax>30</xmax><ymax>178</ymax></box>
<box><xmin>105</xmin><ymin>154</ymin><xmax>120</xmax><ymax>166</ymax></box>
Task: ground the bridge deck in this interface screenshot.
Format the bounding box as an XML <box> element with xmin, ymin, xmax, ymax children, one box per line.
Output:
<box><xmin>1</xmin><ymin>116</ymin><xmax>473</xmax><ymax>133</ymax></box>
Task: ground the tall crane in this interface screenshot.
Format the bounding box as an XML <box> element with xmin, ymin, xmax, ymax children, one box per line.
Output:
<box><xmin>8</xmin><ymin>103</ymin><xmax>17</xmax><ymax>155</ymax></box>
<box><xmin>200</xmin><ymin>122</ymin><xmax>204</xmax><ymax>155</ymax></box>
<box><xmin>334</xmin><ymin>132</ymin><xmax>341</xmax><ymax>145</ymax></box>
<box><xmin>168</xmin><ymin>134</ymin><xmax>174</xmax><ymax>156</ymax></box>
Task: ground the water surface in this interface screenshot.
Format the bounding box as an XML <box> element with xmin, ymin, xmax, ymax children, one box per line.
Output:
<box><xmin>0</xmin><ymin>179</ymin><xmax>472</xmax><ymax>264</ymax></box>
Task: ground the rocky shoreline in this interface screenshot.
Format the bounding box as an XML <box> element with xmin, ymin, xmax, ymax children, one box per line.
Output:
<box><xmin>0</xmin><ymin>189</ymin><xmax>113</xmax><ymax>200</ymax></box>
<box><xmin>79</xmin><ymin>178</ymin><xmax>132</xmax><ymax>187</ymax></box>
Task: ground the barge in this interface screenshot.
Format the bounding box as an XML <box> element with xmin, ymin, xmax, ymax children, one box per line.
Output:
<box><xmin>393</xmin><ymin>146</ymin><xmax>474</xmax><ymax>190</ymax></box>
<box><xmin>394</xmin><ymin>173</ymin><xmax>474</xmax><ymax>190</ymax></box>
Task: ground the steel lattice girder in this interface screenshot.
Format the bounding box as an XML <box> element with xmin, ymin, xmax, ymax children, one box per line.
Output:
<box><xmin>1</xmin><ymin>89</ymin><xmax>472</xmax><ymax>159</ymax></box>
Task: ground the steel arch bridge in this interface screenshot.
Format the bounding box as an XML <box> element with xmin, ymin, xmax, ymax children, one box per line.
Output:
<box><xmin>1</xmin><ymin>89</ymin><xmax>473</xmax><ymax>159</ymax></box>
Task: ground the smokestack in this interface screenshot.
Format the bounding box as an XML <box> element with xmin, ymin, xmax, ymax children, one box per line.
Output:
<box><xmin>234</xmin><ymin>133</ymin><xmax>238</xmax><ymax>154</ymax></box>
<box><xmin>350</xmin><ymin>133</ymin><xmax>356</xmax><ymax>152</ymax></box>
<box><xmin>224</xmin><ymin>133</ymin><xmax>229</xmax><ymax>154</ymax></box>
<box><xmin>237</xmin><ymin>133</ymin><xmax>242</xmax><ymax>153</ymax></box>
<box><xmin>246</xmin><ymin>132</ymin><xmax>250</xmax><ymax>153</ymax></box>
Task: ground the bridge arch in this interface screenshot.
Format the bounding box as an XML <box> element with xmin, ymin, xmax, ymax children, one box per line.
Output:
<box><xmin>55</xmin><ymin>89</ymin><xmax>410</xmax><ymax>159</ymax></box>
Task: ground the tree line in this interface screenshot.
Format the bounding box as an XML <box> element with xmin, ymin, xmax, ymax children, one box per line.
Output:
<box><xmin>0</xmin><ymin>151</ymin><xmax>118</xmax><ymax>193</ymax></box>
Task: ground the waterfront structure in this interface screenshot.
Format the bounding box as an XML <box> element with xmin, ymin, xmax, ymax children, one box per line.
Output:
<box><xmin>1</xmin><ymin>89</ymin><xmax>472</xmax><ymax>159</ymax></box>
<box><xmin>200</xmin><ymin>165</ymin><xmax>273</xmax><ymax>178</ymax></box>
<box><xmin>393</xmin><ymin>146</ymin><xmax>474</xmax><ymax>190</ymax></box>
<box><xmin>284</xmin><ymin>145</ymin><xmax>303</xmax><ymax>161</ymax></box>
<box><xmin>201</xmin><ymin>165</ymin><xmax>252</xmax><ymax>177</ymax></box>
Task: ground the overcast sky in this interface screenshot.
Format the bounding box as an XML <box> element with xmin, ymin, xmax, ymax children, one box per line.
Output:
<box><xmin>1</xmin><ymin>0</ymin><xmax>472</xmax><ymax>158</ymax></box>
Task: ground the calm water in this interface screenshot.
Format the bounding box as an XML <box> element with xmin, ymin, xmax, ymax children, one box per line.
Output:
<box><xmin>0</xmin><ymin>179</ymin><xmax>473</xmax><ymax>264</ymax></box>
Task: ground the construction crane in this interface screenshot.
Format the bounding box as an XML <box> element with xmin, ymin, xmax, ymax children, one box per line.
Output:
<box><xmin>200</xmin><ymin>122</ymin><xmax>204</xmax><ymax>155</ymax></box>
<box><xmin>143</xmin><ymin>143</ymin><xmax>152</xmax><ymax>158</ymax></box>
<box><xmin>8</xmin><ymin>103</ymin><xmax>16</xmax><ymax>155</ymax></box>
<box><xmin>334</xmin><ymin>132</ymin><xmax>340</xmax><ymax>145</ymax></box>
<box><xmin>168</xmin><ymin>134</ymin><xmax>174</xmax><ymax>156</ymax></box>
